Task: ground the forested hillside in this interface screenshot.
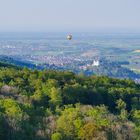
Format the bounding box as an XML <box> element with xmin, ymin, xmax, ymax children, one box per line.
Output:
<box><xmin>0</xmin><ymin>63</ymin><xmax>140</xmax><ymax>140</ymax></box>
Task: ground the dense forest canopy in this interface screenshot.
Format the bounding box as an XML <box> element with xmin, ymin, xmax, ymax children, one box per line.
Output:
<box><xmin>0</xmin><ymin>62</ymin><xmax>140</xmax><ymax>140</ymax></box>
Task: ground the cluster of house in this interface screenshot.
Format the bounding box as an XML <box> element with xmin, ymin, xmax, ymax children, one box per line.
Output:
<box><xmin>79</xmin><ymin>60</ymin><xmax>100</xmax><ymax>70</ymax></box>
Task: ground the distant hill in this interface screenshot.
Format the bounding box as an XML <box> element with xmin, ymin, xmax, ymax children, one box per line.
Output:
<box><xmin>0</xmin><ymin>61</ymin><xmax>19</xmax><ymax>69</ymax></box>
<box><xmin>0</xmin><ymin>55</ymin><xmax>37</xmax><ymax>69</ymax></box>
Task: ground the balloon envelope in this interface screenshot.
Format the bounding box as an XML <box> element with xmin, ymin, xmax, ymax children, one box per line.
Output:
<box><xmin>67</xmin><ymin>34</ymin><xmax>72</xmax><ymax>40</ymax></box>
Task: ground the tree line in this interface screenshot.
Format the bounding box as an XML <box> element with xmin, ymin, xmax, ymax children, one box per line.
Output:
<box><xmin>0</xmin><ymin>65</ymin><xmax>140</xmax><ymax>139</ymax></box>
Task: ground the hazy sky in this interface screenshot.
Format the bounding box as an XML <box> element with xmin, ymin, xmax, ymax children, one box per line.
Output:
<box><xmin>0</xmin><ymin>0</ymin><xmax>140</xmax><ymax>32</ymax></box>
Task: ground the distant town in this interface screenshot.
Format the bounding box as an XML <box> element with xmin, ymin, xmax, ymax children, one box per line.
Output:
<box><xmin>0</xmin><ymin>33</ymin><xmax>140</xmax><ymax>82</ymax></box>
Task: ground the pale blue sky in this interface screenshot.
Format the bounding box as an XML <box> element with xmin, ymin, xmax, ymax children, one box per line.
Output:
<box><xmin>0</xmin><ymin>0</ymin><xmax>140</xmax><ymax>32</ymax></box>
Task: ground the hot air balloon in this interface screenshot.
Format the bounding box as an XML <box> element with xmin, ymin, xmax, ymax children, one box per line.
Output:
<box><xmin>67</xmin><ymin>34</ymin><xmax>72</xmax><ymax>40</ymax></box>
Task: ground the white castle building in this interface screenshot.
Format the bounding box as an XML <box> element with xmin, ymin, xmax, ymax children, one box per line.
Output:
<box><xmin>92</xmin><ymin>60</ymin><xmax>100</xmax><ymax>67</ymax></box>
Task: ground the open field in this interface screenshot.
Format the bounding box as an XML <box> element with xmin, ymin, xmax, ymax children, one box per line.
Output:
<box><xmin>133</xmin><ymin>50</ymin><xmax>140</xmax><ymax>53</ymax></box>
